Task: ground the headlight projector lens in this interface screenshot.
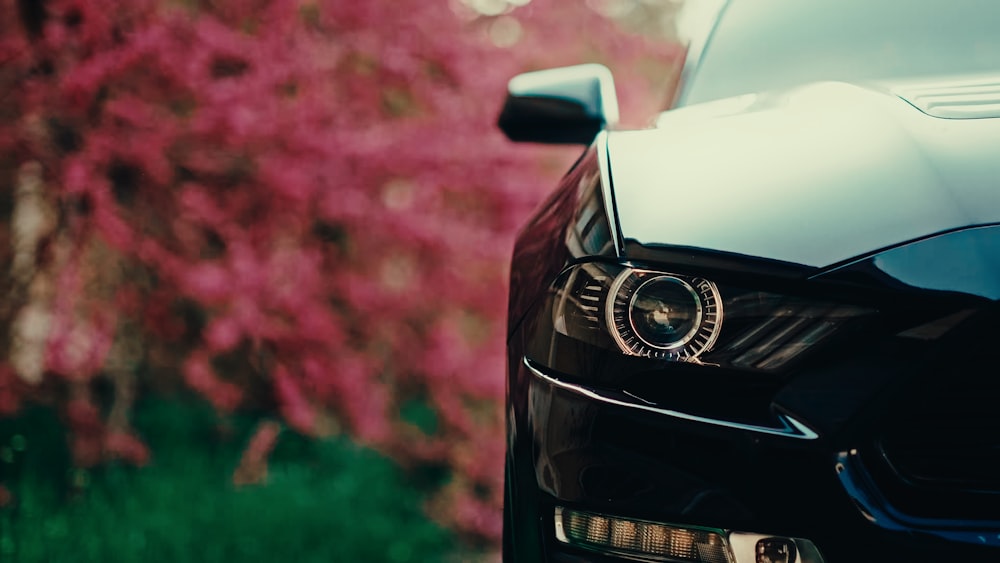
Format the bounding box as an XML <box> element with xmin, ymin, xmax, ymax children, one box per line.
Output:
<box><xmin>608</xmin><ymin>269</ymin><xmax>723</xmax><ymax>360</ymax></box>
<box><xmin>631</xmin><ymin>276</ymin><xmax>701</xmax><ymax>348</ymax></box>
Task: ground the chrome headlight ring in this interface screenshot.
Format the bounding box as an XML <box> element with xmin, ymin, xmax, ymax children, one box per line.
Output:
<box><xmin>606</xmin><ymin>268</ymin><xmax>723</xmax><ymax>361</ymax></box>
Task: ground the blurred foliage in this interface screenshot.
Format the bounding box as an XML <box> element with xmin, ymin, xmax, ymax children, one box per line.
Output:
<box><xmin>0</xmin><ymin>0</ymin><xmax>682</xmax><ymax>544</ymax></box>
<box><xmin>0</xmin><ymin>398</ymin><xmax>457</xmax><ymax>562</ymax></box>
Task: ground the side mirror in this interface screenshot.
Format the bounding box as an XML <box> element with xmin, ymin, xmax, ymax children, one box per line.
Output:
<box><xmin>498</xmin><ymin>64</ymin><xmax>619</xmax><ymax>144</ymax></box>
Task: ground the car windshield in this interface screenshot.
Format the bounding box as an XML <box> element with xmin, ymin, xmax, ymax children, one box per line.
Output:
<box><xmin>681</xmin><ymin>0</ymin><xmax>1000</xmax><ymax>106</ymax></box>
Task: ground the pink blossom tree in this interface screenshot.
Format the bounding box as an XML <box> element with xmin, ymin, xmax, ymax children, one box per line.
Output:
<box><xmin>0</xmin><ymin>0</ymin><xmax>680</xmax><ymax>541</ymax></box>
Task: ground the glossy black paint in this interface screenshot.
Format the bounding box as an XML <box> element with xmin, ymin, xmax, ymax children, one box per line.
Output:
<box><xmin>500</xmin><ymin>2</ymin><xmax>1000</xmax><ymax>562</ymax></box>
<box><xmin>818</xmin><ymin>225</ymin><xmax>1000</xmax><ymax>301</ymax></box>
<box><xmin>506</xmin><ymin>237</ymin><xmax>1000</xmax><ymax>561</ymax></box>
<box><xmin>507</xmin><ymin>143</ymin><xmax>616</xmax><ymax>336</ymax></box>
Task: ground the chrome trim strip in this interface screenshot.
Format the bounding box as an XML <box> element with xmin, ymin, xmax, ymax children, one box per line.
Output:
<box><xmin>553</xmin><ymin>506</ymin><xmax>570</xmax><ymax>544</ymax></box>
<box><xmin>523</xmin><ymin>357</ymin><xmax>819</xmax><ymax>440</ymax></box>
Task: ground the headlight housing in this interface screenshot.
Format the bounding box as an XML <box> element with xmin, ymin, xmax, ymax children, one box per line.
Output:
<box><xmin>551</xmin><ymin>261</ymin><xmax>874</xmax><ymax>373</ymax></box>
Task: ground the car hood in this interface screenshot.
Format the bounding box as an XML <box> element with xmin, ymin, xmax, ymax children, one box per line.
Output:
<box><xmin>607</xmin><ymin>76</ymin><xmax>1000</xmax><ymax>268</ymax></box>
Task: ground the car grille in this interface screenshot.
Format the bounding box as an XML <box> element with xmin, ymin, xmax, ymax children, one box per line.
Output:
<box><xmin>880</xmin><ymin>374</ymin><xmax>1000</xmax><ymax>495</ymax></box>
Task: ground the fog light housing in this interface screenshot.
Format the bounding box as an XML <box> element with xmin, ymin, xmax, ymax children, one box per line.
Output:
<box><xmin>554</xmin><ymin>507</ymin><xmax>731</xmax><ymax>563</ymax></box>
<box><xmin>730</xmin><ymin>532</ymin><xmax>826</xmax><ymax>563</ymax></box>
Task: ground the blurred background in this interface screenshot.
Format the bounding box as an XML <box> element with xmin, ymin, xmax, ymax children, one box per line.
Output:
<box><xmin>0</xmin><ymin>0</ymin><xmax>683</xmax><ymax>560</ymax></box>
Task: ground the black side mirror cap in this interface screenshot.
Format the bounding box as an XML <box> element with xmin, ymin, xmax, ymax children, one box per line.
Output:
<box><xmin>498</xmin><ymin>64</ymin><xmax>619</xmax><ymax>144</ymax></box>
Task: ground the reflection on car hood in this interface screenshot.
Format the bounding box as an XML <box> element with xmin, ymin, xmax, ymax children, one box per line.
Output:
<box><xmin>608</xmin><ymin>77</ymin><xmax>1000</xmax><ymax>268</ymax></box>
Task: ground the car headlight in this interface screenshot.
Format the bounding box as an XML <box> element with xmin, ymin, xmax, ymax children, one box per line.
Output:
<box><xmin>551</xmin><ymin>262</ymin><xmax>873</xmax><ymax>372</ymax></box>
<box><xmin>607</xmin><ymin>269</ymin><xmax>722</xmax><ymax>361</ymax></box>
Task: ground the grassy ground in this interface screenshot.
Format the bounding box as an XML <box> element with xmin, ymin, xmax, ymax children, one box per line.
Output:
<box><xmin>0</xmin><ymin>398</ymin><xmax>462</xmax><ymax>562</ymax></box>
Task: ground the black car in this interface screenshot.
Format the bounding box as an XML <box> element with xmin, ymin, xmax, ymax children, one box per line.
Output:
<box><xmin>498</xmin><ymin>1</ymin><xmax>1000</xmax><ymax>562</ymax></box>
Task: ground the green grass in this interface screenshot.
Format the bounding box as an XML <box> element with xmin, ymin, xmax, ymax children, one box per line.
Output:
<box><xmin>0</xmin><ymin>398</ymin><xmax>457</xmax><ymax>562</ymax></box>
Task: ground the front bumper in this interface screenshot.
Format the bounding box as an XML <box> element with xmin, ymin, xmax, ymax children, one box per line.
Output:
<box><xmin>505</xmin><ymin>355</ymin><xmax>1000</xmax><ymax>563</ymax></box>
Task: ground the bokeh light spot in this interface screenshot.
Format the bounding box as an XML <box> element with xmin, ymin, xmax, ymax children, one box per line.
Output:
<box><xmin>489</xmin><ymin>16</ymin><xmax>523</xmax><ymax>48</ymax></box>
<box><xmin>463</xmin><ymin>0</ymin><xmax>509</xmax><ymax>16</ymax></box>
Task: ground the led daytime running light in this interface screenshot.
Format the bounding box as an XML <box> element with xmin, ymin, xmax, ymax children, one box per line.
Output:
<box><xmin>555</xmin><ymin>507</ymin><xmax>731</xmax><ymax>563</ymax></box>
